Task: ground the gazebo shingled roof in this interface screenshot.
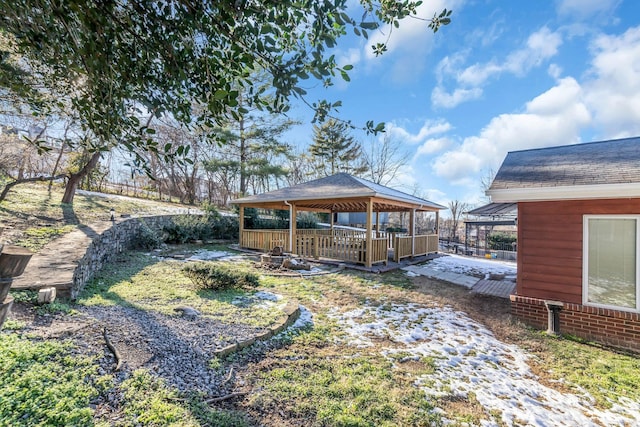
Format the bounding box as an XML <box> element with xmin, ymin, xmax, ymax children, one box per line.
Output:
<box><xmin>232</xmin><ymin>173</ymin><xmax>445</xmax><ymax>212</ymax></box>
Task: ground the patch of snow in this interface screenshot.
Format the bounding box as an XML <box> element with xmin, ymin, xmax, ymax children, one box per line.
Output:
<box><xmin>423</xmin><ymin>254</ymin><xmax>516</xmax><ymax>277</ymax></box>
<box><xmin>186</xmin><ymin>250</ymin><xmax>232</xmax><ymax>261</ymax></box>
<box><xmin>217</xmin><ymin>254</ymin><xmax>249</xmax><ymax>262</ymax></box>
<box><xmin>298</xmin><ymin>266</ymin><xmax>326</xmax><ymax>275</ymax></box>
<box><xmin>291</xmin><ymin>305</ymin><xmax>313</xmax><ymax>329</ymax></box>
<box><xmin>330</xmin><ymin>302</ymin><xmax>640</xmax><ymax>427</ymax></box>
<box><xmin>254</xmin><ymin>291</ymin><xmax>283</xmax><ymax>302</ymax></box>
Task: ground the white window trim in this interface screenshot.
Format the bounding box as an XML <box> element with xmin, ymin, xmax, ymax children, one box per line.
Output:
<box><xmin>582</xmin><ymin>215</ymin><xmax>640</xmax><ymax>313</ymax></box>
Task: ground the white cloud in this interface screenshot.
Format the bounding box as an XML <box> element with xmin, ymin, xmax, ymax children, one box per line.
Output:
<box><xmin>365</xmin><ymin>0</ymin><xmax>449</xmax><ymax>59</ymax></box>
<box><xmin>362</xmin><ymin>0</ymin><xmax>464</xmax><ymax>82</ymax></box>
<box><xmin>458</xmin><ymin>27</ymin><xmax>562</xmax><ymax>86</ymax></box>
<box><xmin>434</xmin><ymin>52</ymin><xmax>469</xmax><ymax>84</ymax></box>
<box><xmin>389</xmin><ymin>166</ymin><xmax>418</xmax><ymax>193</ymax></box>
<box><xmin>548</xmin><ymin>63</ymin><xmax>563</xmax><ymax>79</ymax></box>
<box><xmin>432</xmin><ymin>27</ymin><xmax>562</xmax><ymax>109</ymax></box>
<box><xmin>431</xmin><ymin>77</ymin><xmax>590</xmax><ymax>182</ymax></box>
<box><xmin>428</xmin><ymin>24</ymin><xmax>640</xmax><ymax>190</ymax></box>
<box><xmin>432</xmin><ymin>150</ymin><xmax>484</xmax><ymax>183</ymax></box>
<box><xmin>466</xmin><ymin>18</ymin><xmax>505</xmax><ymax>48</ymax></box>
<box><xmin>416</xmin><ymin>137</ymin><xmax>453</xmax><ymax>156</ymax></box>
<box><xmin>583</xmin><ymin>26</ymin><xmax>640</xmax><ymax>138</ymax></box>
<box><xmin>387</xmin><ymin>119</ymin><xmax>452</xmax><ymax>145</ymax></box>
<box><xmin>431</xmin><ymin>86</ymin><xmax>483</xmax><ymax>109</ymax></box>
<box><xmin>457</xmin><ymin>62</ymin><xmax>503</xmax><ymax>87</ymax></box>
<box><xmin>556</xmin><ymin>0</ymin><xmax>621</xmax><ymax>20</ymax></box>
<box><xmin>337</xmin><ymin>48</ymin><xmax>362</xmax><ymax>69</ymax></box>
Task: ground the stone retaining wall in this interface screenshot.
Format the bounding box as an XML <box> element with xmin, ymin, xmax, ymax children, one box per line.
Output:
<box><xmin>70</xmin><ymin>215</ymin><xmax>180</xmax><ymax>299</ymax></box>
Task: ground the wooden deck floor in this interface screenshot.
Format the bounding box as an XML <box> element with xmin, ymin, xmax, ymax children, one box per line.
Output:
<box><xmin>311</xmin><ymin>253</ymin><xmax>444</xmax><ymax>273</ymax></box>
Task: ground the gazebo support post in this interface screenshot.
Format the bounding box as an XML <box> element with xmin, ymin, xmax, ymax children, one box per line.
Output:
<box><xmin>239</xmin><ymin>206</ymin><xmax>245</xmax><ymax>248</ymax></box>
<box><xmin>410</xmin><ymin>209</ymin><xmax>416</xmax><ymax>258</ymax></box>
<box><xmin>465</xmin><ymin>222</ymin><xmax>470</xmax><ymax>255</ymax></box>
<box><xmin>375</xmin><ymin>211</ymin><xmax>380</xmax><ymax>238</ymax></box>
<box><xmin>290</xmin><ymin>204</ymin><xmax>297</xmax><ymax>254</ymax></box>
<box><xmin>366</xmin><ymin>199</ymin><xmax>373</xmax><ymax>268</ymax></box>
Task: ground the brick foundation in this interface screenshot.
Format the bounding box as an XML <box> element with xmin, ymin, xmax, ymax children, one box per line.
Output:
<box><xmin>510</xmin><ymin>295</ymin><xmax>640</xmax><ymax>353</ymax></box>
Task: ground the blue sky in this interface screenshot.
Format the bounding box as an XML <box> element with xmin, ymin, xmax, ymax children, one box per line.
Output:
<box><xmin>284</xmin><ymin>0</ymin><xmax>640</xmax><ymax>210</ymax></box>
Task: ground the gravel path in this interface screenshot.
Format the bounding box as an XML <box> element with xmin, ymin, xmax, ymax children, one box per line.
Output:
<box><xmin>10</xmin><ymin>302</ymin><xmax>267</xmax><ymax>397</ymax></box>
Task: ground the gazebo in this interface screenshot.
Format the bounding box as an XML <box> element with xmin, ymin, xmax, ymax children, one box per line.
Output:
<box><xmin>231</xmin><ymin>173</ymin><xmax>445</xmax><ymax>268</ymax></box>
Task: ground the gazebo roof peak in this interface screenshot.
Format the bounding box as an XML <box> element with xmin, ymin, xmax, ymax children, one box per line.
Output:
<box><xmin>232</xmin><ymin>173</ymin><xmax>445</xmax><ymax>212</ymax></box>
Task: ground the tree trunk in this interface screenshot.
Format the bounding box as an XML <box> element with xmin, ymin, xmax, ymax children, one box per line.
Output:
<box><xmin>239</xmin><ymin>115</ymin><xmax>247</xmax><ymax>195</ymax></box>
<box><xmin>0</xmin><ymin>174</ymin><xmax>66</xmax><ymax>202</ymax></box>
<box><xmin>62</xmin><ymin>151</ymin><xmax>101</xmax><ymax>204</ymax></box>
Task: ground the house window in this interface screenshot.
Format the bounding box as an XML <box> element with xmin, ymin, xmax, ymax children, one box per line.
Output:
<box><xmin>583</xmin><ymin>216</ymin><xmax>640</xmax><ymax>311</ymax></box>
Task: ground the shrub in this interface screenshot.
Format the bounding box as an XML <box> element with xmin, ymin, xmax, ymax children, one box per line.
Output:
<box><xmin>182</xmin><ymin>262</ymin><xmax>259</xmax><ymax>290</ymax></box>
<box><xmin>386</xmin><ymin>227</ymin><xmax>407</xmax><ymax>233</ymax></box>
<box><xmin>488</xmin><ymin>232</ymin><xmax>516</xmax><ymax>250</ymax></box>
<box><xmin>133</xmin><ymin>221</ymin><xmax>163</xmax><ymax>250</ymax></box>
<box><xmin>162</xmin><ymin>214</ymin><xmax>239</xmax><ymax>244</ymax></box>
<box><xmin>296</xmin><ymin>212</ymin><xmax>319</xmax><ymax>229</ymax></box>
<box><xmin>243</xmin><ymin>209</ymin><xmax>319</xmax><ymax>230</ymax></box>
<box><xmin>163</xmin><ymin>215</ymin><xmax>208</xmax><ymax>243</ymax></box>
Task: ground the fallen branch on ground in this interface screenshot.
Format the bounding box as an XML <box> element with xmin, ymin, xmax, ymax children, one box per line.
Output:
<box><xmin>103</xmin><ymin>327</ymin><xmax>123</xmax><ymax>371</ymax></box>
<box><xmin>220</xmin><ymin>366</ymin><xmax>234</xmax><ymax>387</ymax></box>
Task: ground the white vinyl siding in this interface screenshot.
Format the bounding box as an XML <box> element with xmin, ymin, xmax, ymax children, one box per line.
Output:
<box><xmin>583</xmin><ymin>216</ymin><xmax>640</xmax><ymax>312</ymax></box>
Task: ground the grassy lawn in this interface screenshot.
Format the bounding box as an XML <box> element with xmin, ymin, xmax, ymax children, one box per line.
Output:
<box><xmin>4</xmin><ymin>251</ymin><xmax>640</xmax><ymax>426</ymax></box>
<box><xmin>0</xmin><ymin>182</ymin><xmax>196</xmax><ymax>250</ymax></box>
<box><xmin>76</xmin><ymin>250</ymin><xmax>284</xmax><ymax>328</ymax></box>
<box><xmin>1</xmin><ymin>184</ymin><xmax>639</xmax><ymax>426</ymax></box>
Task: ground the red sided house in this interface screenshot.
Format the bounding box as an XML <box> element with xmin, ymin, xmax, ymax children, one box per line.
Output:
<box><xmin>487</xmin><ymin>137</ymin><xmax>640</xmax><ymax>352</ymax></box>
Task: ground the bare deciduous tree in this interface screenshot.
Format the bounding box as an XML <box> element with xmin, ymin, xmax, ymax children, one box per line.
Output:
<box><xmin>448</xmin><ymin>200</ymin><xmax>470</xmax><ymax>242</ymax></box>
<box><xmin>362</xmin><ymin>133</ymin><xmax>410</xmax><ymax>185</ymax></box>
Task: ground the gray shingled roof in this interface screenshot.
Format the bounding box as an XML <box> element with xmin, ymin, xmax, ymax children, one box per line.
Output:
<box><xmin>232</xmin><ymin>173</ymin><xmax>444</xmax><ymax>211</ymax></box>
<box><xmin>489</xmin><ymin>137</ymin><xmax>640</xmax><ymax>190</ymax></box>
<box><xmin>466</xmin><ymin>202</ymin><xmax>517</xmax><ymax>217</ymax></box>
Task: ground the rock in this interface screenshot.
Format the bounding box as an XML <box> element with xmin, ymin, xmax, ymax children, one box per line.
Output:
<box><xmin>173</xmin><ymin>306</ymin><xmax>201</xmax><ymax>319</ymax></box>
<box><xmin>37</xmin><ymin>287</ymin><xmax>57</xmax><ymax>304</ymax></box>
<box><xmin>282</xmin><ymin>258</ymin><xmax>311</xmax><ymax>271</ymax></box>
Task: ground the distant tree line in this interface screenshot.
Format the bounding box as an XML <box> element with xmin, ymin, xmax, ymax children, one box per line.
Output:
<box><xmin>0</xmin><ymin>109</ymin><xmax>411</xmax><ymax>206</ymax></box>
<box><xmin>0</xmin><ymin>1</ymin><xmax>450</xmax><ymax>205</ymax></box>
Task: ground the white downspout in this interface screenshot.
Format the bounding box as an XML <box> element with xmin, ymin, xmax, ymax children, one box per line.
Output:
<box><xmin>284</xmin><ymin>200</ymin><xmax>293</xmax><ymax>252</ymax></box>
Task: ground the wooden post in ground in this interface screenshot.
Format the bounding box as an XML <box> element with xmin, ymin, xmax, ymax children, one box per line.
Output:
<box><xmin>435</xmin><ymin>210</ymin><xmax>440</xmax><ymax>253</ymax></box>
<box><xmin>290</xmin><ymin>204</ymin><xmax>297</xmax><ymax>254</ymax></box>
<box><xmin>410</xmin><ymin>209</ymin><xmax>416</xmax><ymax>258</ymax></box>
<box><xmin>366</xmin><ymin>199</ymin><xmax>373</xmax><ymax>268</ymax></box>
<box><xmin>238</xmin><ymin>206</ymin><xmax>245</xmax><ymax>248</ymax></box>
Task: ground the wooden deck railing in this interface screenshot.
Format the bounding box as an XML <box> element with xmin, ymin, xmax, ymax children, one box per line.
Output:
<box><xmin>393</xmin><ymin>234</ymin><xmax>438</xmax><ymax>262</ymax></box>
<box><xmin>370</xmin><ymin>238</ymin><xmax>388</xmax><ymax>265</ymax></box>
<box><xmin>377</xmin><ymin>231</ymin><xmax>408</xmax><ymax>250</ymax></box>
<box><xmin>240</xmin><ymin>230</ymin><xmax>289</xmax><ymax>252</ymax></box>
<box><xmin>296</xmin><ymin>234</ymin><xmax>364</xmax><ymax>263</ymax></box>
<box><xmin>240</xmin><ymin>229</ymin><xmax>438</xmax><ymax>266</ymax></box>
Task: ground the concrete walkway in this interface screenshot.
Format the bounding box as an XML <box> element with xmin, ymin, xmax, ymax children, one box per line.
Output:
<box><xmin>471</xmin><ymin>279</ymin><xmax>515</xmax><ymax>299</ymax></box>
<box><xmin>402</xmin><ymin>264</ymin><xmax>516</xmax><ymax>299</ymax></box>
<box><xmin>11</xmin><ymin>221</ymin><xmax>115</xmax><ymax>293</ymax></box>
